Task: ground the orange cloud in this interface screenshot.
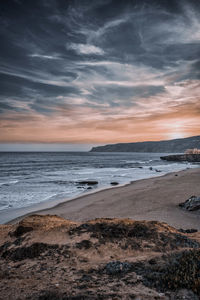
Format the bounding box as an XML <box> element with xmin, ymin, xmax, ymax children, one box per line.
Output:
<box><xmin>0</xmin><ymin>98</ymin><xmax>199</xmax><ymax>144</ymax></box>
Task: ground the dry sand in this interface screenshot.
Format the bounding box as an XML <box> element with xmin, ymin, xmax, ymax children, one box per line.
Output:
<box><xmin>12</xmin><ymin>167</ymin><xmax>200</xmax><ymax>230</ymax></box>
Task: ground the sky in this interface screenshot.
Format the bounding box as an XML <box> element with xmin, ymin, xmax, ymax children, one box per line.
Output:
<box><xmin>0</xmin><ymin>0</ymin><xmax>200</xmax><ymax>151</ymax></box>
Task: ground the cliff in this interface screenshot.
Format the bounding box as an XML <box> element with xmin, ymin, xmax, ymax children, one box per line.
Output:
<box><xmin>90</xmin><ymin>135</ymin><xmax>200</xmax><ymax>153</ymax></box>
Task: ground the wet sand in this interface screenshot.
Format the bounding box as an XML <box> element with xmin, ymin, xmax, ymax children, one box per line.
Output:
<box><xmin>10</xmin><ymin>167</ymin><xmax>200</xmax><ymax>230</ymax></box>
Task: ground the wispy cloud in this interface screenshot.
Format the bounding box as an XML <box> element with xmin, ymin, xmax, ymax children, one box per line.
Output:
<box><xmin>67</xmin><ymin>43</ymin><xmax>104</xmax><ymax>55</ymax></box>
<box><xmin>29</xmin><ymin>54</ymin><xmax>61</xmax><ymax>60</ymax></box>
<box><xmin>79</xmin><ymin>17</ymin><xmax>128</xmax><ymax>43</ymax></box>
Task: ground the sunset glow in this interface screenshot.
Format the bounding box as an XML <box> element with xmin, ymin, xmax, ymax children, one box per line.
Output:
<box><xmin>0</xmin><ymin>0</ymin><xmax>200</xmax><ymax>148</ymax></box>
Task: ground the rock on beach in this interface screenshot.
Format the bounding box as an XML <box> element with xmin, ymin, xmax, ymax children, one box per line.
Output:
<box><xmin>179</xmin><ymin>196</ymin><xmax>200</xmax><ymax>211</ymax></box>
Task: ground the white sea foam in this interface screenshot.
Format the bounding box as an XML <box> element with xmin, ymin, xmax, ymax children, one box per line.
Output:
<box><xmin>0</xmin><ymin>180</ymin><xmax>19</xmax><ymax>186</ymax></box>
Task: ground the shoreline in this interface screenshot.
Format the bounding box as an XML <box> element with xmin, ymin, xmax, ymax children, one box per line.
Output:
<box><xmin>1</xmin><ymin>182</ymin><xmax>127</xmax><ymax>225</ymax></box>
<box><xmin>7</xmin><ymin>167</ymin><xmax>200</xmax><ymax>229</ymax></box>
<box><xmin>0</xmin><ymin>165</ymin><xmax>187</xmax><ymax>225</ymax></box>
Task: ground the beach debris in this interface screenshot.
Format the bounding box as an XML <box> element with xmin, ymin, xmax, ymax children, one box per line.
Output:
<box><xmin>179</xmin><ymin>196</ymin><xmax>200</xmax><ymax>211</ymax></box>
<box><xmin>110</xmin><ymin>182</ymin><xmax>119</xmax><ymax>186</ymax></box>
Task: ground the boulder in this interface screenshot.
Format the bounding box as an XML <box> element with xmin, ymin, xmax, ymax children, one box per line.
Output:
<box><xmin>110</xmin><ymin>182</ymin><xmax>119</xmax><ymax>186</ymax></box>
<box><xmin>179</xmin><ymin>196</ymin><xmax>200</xmax><ymax>211</ymax></box>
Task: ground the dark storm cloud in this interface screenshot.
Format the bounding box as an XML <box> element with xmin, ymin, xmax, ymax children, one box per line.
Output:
<box><xmin>0</xmin><ymin>0</ymin><xmax>200</xmax><ymax>117</ymax></box>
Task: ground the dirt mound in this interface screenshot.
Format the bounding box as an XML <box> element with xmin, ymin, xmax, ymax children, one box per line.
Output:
<box><xmin>0</xmin><ymin>215</ymin><xmax>199</xmax><ymax>299</ymax></box>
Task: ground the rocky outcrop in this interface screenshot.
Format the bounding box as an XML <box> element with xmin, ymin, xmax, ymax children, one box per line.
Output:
<box><xmin>160</xmin><ymin>154</ymin><xmax>200</xmax><ymax>162</ymax></box>
<box><xmin>76</xmin><ymin>180</ymin><xmax>98</xmax><ymax>185</ymax></box>
<box><xmin>110</xmin><ymin>182</ymin><xmax>119</xmax><ymax>185</ymax></box>
<box><xmin>161</xmin><ymin>154</ymin><xmax>185</xmax><ymax>161</ymax></box>
<box><xmin>179</xmin><ymin>196</ymin><xmax>200</xmax><ymax>211</ymax></box>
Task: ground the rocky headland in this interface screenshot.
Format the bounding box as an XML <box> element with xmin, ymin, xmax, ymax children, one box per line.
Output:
<box><xmin>90</xmin><ymin>135</ymin><xmax>200</xmax><ymax>153</ymax></box>
<box><xmin>0</xmin><ymin>215</ymin><xmax>200</xmax><ymax>299</ymax></box>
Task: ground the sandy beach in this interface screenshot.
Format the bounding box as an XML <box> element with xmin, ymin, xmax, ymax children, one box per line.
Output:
<box><xmin>10</xmin><ymin>167</ymin><xmax>200</xmax><ymax>230</ymax></box>
<box><xmin>1</xmin><ymin>167</ymin><xmax>200</xmax><ymax>299</ymax></box>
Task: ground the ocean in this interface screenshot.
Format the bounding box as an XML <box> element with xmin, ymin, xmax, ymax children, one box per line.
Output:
<box><xmin>0</xmin><ymin>151</ymin><xmax>198</xmax><ymax>218</ymax></box>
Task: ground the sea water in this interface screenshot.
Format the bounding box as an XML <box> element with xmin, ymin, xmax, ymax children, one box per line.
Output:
<box><xmin>0</xmin><ymin>152</ymin><xmax>198</xmax><ymax>215</ymax></box>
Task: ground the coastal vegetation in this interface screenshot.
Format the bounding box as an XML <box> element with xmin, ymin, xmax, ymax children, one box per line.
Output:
<box><xmin>0</xmin><ymin>215</ymin><xmax>200</xmax><ymax>299</ymax></box>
